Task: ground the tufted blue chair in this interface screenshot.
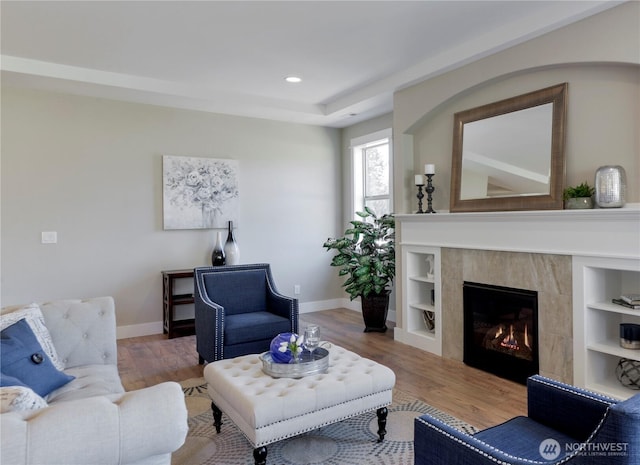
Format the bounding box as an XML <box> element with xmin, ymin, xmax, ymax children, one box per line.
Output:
<box><xmin>414</xmin><ymin>375</ymin><xmax>640</xmax><ymax>465</ymax></box>
<box><xmin>194</xmin><ymin>264</ymin><xmax>298</xmax><ymax>363</ymax></box>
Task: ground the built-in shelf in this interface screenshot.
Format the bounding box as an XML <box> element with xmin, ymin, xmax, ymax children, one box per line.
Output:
<box><xmin>573</xmin><ymin>255</ymin><xmax>640</xmax><ymax>399</ymax></box>
<box><xmin>409</xmin><ymin>302</ymin><xmax>435</xmax><ymax>311</ymax></box>
<box><xmin>396</xmin><ymin>245</ymin><xmax>442</xmax><ymax>355</ymax></box>
<box><xmin>588</xmin><ymin>301</ymin><xmax>640</xmax><ymax>316</ymax></box>
<box><xmin>410</xmin><ymin>276</ymin><xmax>434</xmax><ymax>284</ymax></box>
<box><xmin>587</xmin><ymin>341</ymin><xmax>640</xmax><ymax>360</ymax></box>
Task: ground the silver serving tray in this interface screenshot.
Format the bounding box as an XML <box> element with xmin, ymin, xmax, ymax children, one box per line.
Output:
<box><xmin>260</xmin><ymin>347</ymin><xmax>329</xmax><ymax>378</ymax></box>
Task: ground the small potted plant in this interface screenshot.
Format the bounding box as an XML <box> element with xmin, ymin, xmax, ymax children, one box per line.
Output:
<box><xmin>323</xmin><ymin>207</ymin><xmax>395</xmax><ymax>332</ymax></box>
<box><xmin>563</xmin><ymin>182</ymin><xmax>595</xmax><ymax>209</ymax></box>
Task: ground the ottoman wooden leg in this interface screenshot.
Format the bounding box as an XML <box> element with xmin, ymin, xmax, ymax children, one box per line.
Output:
<box><xmin>253</xmin><ymin>446</ymin><xmax>267</xmax><ymax>465</ymax></box>
<box><xmin>211</xmin><ymin>402</ymin><xmax>223</xmax><ymax>433</ymax></box>
<box><xmin>376</xmin><ymin>407</ymin><xmax>388</xmax><ymax>442</ymax></box>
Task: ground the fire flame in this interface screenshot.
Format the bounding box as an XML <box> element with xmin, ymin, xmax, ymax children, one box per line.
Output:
<box><xmin>500</xmin><ymin>324</ymin><xmax>520</xmax><ymax>350</ymax></box>
<box><xmin>493</xmin><ymin>323</ymin><xmax>533</xmax><ymax>352</ymax></box>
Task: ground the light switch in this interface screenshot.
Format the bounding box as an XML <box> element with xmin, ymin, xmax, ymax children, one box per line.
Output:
<box><xmin>41</xmin><ymin>231</ymin><xmax>57</xmax><ymax>244</ymax></box>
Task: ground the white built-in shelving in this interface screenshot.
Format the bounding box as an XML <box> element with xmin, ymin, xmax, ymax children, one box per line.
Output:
<box><xmin>396</xmin><ymin>245</ymin><xmax>442</xmax><ymax>356</ymax></box>
<box><xmin>395</xmin><ymin>206</ymin><xmax>639</xmax><ymax>384</ymax></box>
<box><xmin>573</xmin><ymin>255</ymin><xmax>640</xmax><ymax>399</ymax></box>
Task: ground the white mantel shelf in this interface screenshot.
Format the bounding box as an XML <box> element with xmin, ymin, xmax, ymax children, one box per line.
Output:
<box><xmin>396</xmin><ymin>204</ymin><xmax>640</xmax><ymax>260</ymax></box>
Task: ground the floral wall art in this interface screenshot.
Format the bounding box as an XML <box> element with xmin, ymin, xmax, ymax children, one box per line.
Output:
<box><xmin>163</xmin><ymin>155</ymin><xmax>239</xmax><ymax>229</ymax></box>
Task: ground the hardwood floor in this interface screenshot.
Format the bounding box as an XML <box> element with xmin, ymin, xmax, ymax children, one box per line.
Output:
<box><xmin>117</xmin><ymin>308</ymin><xmax>527</xmax><ymax>430</ymax></box>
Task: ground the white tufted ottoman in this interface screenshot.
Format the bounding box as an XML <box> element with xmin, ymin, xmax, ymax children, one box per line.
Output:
<box><xmin>203</xmin><ymin>344</ymin><xmax>396</xmax><ymax>465</ymax></box>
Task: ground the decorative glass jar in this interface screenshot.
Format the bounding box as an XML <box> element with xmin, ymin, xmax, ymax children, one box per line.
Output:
<box><xmin>595</xmin><ymin>165</ymin><xmax>626</xmax><ymax>208</ymax></box>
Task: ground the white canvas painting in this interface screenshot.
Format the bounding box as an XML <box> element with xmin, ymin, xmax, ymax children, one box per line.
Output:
<box><xmin>163</xmin><ymin>155</ymin><xmax>239</xmax><ymax>229</ymax></box>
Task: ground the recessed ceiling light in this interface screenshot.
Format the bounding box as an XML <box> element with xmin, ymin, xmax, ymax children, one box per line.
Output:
<box><xmin>285</xmin><ymin>76</ymin><xmax>302</xmax><ymax>83</ymax></box>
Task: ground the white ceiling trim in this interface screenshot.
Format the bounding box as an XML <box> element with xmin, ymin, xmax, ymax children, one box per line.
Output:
<box><xmin>0</xmin><ymin>1</ymin><xmax>624</xmax><ymax>128</ymax></box>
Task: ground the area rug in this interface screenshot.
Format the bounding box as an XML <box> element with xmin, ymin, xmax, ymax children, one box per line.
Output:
<box><xmin>172</xmin><ymin>378</ymin><xmax>477</xmax><ymax>465</ymax></box>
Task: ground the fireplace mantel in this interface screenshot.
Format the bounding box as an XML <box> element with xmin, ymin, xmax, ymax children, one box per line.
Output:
<box><xmin>396</xmin><ymin>204</ymin><xmax>640</xmax><ymax>259</ymax></box>
<box><xmin>395</xmin><ymin>204</ymin><xmax>640</xmax><ymax>391</ymax></box>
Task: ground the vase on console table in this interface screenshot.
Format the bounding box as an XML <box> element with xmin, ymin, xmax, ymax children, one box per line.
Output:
<box><xmin>224</xmin><ymin>221</ymin><xmax>240</xmax><ymax>265</ymax></box>
<box><xmin>211</xmin><ymin>231</ymin><xmax>226</xmax><ymax>266</ymax></box>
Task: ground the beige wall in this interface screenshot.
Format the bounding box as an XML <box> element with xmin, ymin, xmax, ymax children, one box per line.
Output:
<box><xmin>394</xmin><ymin>2</ymin><xmax>640</xmax><ymax>214</ymax></box>
<box><xmin>1</xmin><ymin>88</ymin><xmax>342</xmax><ymax>332</ymax></box>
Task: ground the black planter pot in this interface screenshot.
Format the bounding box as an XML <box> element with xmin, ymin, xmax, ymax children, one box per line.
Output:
<box><xmin>361</xmin><ymin>290</ymin><xmax>390</xmax><ymax>333</ymax></box>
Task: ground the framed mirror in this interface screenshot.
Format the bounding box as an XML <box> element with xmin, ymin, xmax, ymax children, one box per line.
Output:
<box><xmin>450</xmin><ymin>83</ymin><xmax>567</xmax><ymax>212</ymax></box>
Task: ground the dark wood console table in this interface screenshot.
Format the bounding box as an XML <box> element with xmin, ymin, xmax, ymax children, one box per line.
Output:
<box><xmin>162</xmin><ymin>269</ymin><xmax>195</xmax><ymax>338</ymax></box>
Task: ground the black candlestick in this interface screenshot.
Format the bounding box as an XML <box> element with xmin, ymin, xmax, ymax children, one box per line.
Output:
<box><xmin>425</xmin><ymin>174</ymin><xmax>436</xmax><ymax>213</ymax></box>
<box><xmin>416</xmin><ymin>184</ymin><xmax>425</xmax><ymax>214</ymax></box>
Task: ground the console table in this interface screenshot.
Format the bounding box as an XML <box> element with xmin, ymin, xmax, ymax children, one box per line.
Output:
<box><xmin>162</xmin><ymin>269</ymin><xmax>195</xmax><ymax>339</ymax></box>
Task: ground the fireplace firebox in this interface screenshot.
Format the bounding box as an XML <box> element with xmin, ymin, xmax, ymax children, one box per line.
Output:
<box><xmin>463</xmin><ymin>281</ymin><xmax>539</xmax><ymax>384</ymax></box>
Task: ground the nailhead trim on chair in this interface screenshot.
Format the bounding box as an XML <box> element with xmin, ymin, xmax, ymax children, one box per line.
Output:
<box><xmin>529</xmin><ymin>375</ymin><xmax>618</xmax><ymax>405</ymax></box>
<box><xmin>416</xmin><ymin>375</ymin><xmax>618</xmax><ymax>465</ymax></box>
<box><xmin>194</xmin><ymin>274</ymin><xmax>224</xmax><ymax>361</ymax></box>
<box><xmin>417</xmin><ymin>416</ymin><xmax>553</xmax><ymax>465</ymax></box>
<box><xmin>195</xmin><ymin>264</ymin><xmax>299</xmax><ymax>362</ymax></box>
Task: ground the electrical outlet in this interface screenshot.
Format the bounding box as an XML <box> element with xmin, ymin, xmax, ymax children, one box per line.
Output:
<box><xmin>41</xmin><ymin>231</ymin><xmax>57</xmax><ymax>244</ymax></box>
<box><xmin>294</xmin><ymin>285</ymin><xmax>301</xmax><ymax>295</ymax></box>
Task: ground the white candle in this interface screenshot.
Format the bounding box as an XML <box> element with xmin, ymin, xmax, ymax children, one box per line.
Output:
<box><xmin>425</xmin><ymin>164</ymin><xmax>435</xmax><ymax>175</ymax></box>
<box><xmin>414</xmin><ymin>174</ymin><xmax>424</xmax><ymax>185</ymax></box>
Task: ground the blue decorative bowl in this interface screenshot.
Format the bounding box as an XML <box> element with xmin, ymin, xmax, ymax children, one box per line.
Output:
<box><xmin>269</xmin><ymin>333</ymin><xmax>297</xmax><ymax>364</ymax></box>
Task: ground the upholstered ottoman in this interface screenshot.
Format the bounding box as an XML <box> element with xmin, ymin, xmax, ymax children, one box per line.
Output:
<box><xmin>203</xmin><ymin>344</ymin><xmax>396</xmax><ymax>465</ymax></box>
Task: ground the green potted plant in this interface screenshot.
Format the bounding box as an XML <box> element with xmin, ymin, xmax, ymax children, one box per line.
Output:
<box><xmin>323</xmin><ymin>207</ymin><xmax>395</xmax><ymax>332</ymax></box>
<box><xmin>563</xmin><ymin>181</ymin><xmax>595</xmax><ymax>209</ymax></box>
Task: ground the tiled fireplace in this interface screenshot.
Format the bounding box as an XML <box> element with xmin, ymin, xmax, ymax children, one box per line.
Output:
<box><xmin>442</xmin><ymin>249</ymin><xmax>571</xmax><ymax>383</ymax></box>
<box><xmin>396</xmin><ymin>206</ymin><xmax>640</xmax><ymax>387</ymax></box>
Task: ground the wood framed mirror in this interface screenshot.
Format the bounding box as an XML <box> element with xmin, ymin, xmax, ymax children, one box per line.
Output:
<box><xmin>450</xmin><ymin>83</ymin><xmax>567</xmax><ymax>213</ymax></box>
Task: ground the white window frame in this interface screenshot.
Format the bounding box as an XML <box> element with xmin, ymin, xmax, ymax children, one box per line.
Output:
<box><xmin>350</xmin><ymin>128</ymin><xmax>393</xmax><ymax>220</ymax></box>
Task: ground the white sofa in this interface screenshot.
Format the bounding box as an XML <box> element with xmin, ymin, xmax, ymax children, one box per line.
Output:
<box><xmin>1</xmin><ymin>297</ymin><xmax>188</xmax><ymax>465</ymax></box>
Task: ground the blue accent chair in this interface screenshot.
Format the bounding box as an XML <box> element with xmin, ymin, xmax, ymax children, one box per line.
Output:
<box><xmin>194</xmin><ymin>264</ymin><xmax>298</xmax><ymax>363</ymax></box>
<box><xmin>414</xmin><ymin>375</ymin><xmax>640</xmax><ymax>465</ymax></box>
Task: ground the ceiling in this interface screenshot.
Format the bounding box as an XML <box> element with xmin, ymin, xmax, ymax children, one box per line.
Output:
<box><xmin>0</xmin><ymin>1</ymin><xmax>621</xmax><ymax>128</ymax></box>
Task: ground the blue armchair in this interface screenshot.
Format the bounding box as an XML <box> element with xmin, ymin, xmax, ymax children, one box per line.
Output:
<box><xmin>194</xmin><ymin>264</ymin><xmax>298</xmax><ymax>363</ymax></box>
<box><xmin>415</xmin><ymin>375</ymin><xmax>640</xmax><ymax>465</ymax></box>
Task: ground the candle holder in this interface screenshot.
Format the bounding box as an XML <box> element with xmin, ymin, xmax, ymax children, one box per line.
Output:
<box><xmin>425</xmin><ymin>174</ymin><xmax>436</xmax><ymax>213</ymax></box>
<box><xmin>415</xmin><ymin>183</ymin><xmax>425</xmax><ymax>214</ymax></box>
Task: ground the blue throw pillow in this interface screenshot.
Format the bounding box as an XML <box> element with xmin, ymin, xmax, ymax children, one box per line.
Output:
<box><xmin>0</xmin><ymin>372</ymin><xmax>28</xmax><ymax>388</ymax></box>
<box><xmin>0</xmin><ymin>319</ymin><xmax>74</xmax><ymax>397</ymax></box>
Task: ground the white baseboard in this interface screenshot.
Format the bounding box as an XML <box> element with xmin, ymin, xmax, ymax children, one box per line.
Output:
<box><xmin>299</xmin><ymin>298</ymin><xmax>355</xmax><ymax>313</ymax></box>
<box><xmin>300</xmin><ymin>298</ymin><xmax>396</xmax><ymax>322</ymax></box>
<box><xmin>116</xmin><ymin>299</ymin><xmax>396</xmax><ymax>339</ymax></box>
<box><xmin>116</xmin><ymin>321</ymin><xmax>163</xmax><ymax>340</ymax></box>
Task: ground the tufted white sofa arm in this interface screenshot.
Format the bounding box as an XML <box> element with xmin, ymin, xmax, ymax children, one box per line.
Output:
<box><xmin>39</xmin><ymin>297</ymin><xmax>118</xmax><ymax>369</ymax></box>
<box><xmin>1</xmin><ymin>381</ymin><xmax>188</xmax><ymax>465</ymax></box>
<box><xmin>1</xmin><ymin>296</ymin><xmax>118</xmax><ymax>370</ymax></box>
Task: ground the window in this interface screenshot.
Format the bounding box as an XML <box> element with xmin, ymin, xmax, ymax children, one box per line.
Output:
<box><xmin>351</xmin><ymin>129</ymin><xmax>392</xmax><ymax>219</ymax></box>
